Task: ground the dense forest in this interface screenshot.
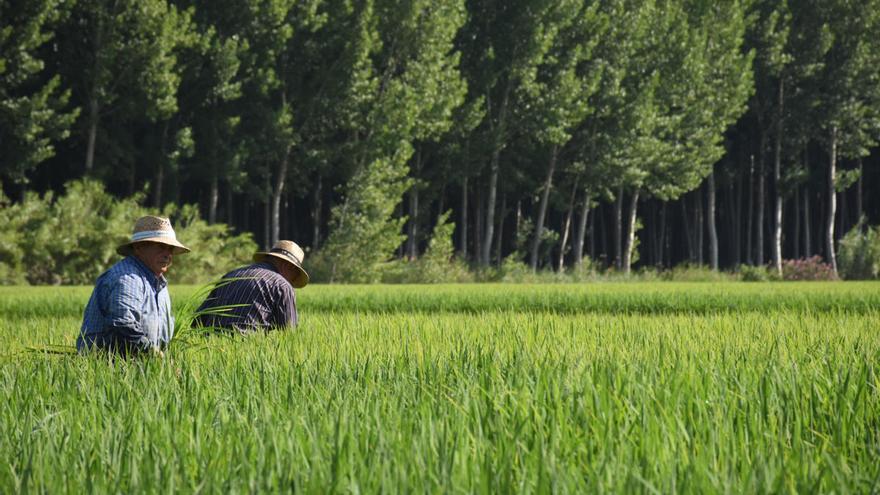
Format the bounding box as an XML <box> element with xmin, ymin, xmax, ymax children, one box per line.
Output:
<box><xmin>1</xmin><ymin>0</ymin><xmax>879</xmax><ymax>281</ymax></box>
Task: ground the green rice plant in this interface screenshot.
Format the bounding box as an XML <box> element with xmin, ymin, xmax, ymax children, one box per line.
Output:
<box><xmin>1</xmin><ymin>283</ymin><xmax>879</xmax><ymax>492</ymax></box>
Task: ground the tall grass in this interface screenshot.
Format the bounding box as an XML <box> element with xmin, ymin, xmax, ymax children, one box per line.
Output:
<box><xmin>1</xmin><ymin>283</ymin><xmax>879</xmax><ymax>492</ymax></box>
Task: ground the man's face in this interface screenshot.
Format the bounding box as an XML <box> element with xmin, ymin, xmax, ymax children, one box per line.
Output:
<box><xmin>133</xmin><ymin>242</ymin><xmax>174</xmax><ymax>277</ymax></box>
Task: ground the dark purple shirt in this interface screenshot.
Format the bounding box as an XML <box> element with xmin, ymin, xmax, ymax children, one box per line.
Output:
<box><xmin>195</xmin><ymin>262</ymin><xmax>297</xmax><ymax>333</ymax></box>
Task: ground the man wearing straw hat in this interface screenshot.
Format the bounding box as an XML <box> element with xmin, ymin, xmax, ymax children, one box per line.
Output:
<box><xmin>77</xmin><ymin>215</ymin><xmax>190</xmax><ymax>355</ymax></box>
<box><xmin>194</xmin><ymin>240</ymin><xmax>309</xmax><ymax>334</ymax></box>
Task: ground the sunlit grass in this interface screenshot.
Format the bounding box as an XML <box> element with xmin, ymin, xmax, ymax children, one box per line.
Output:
<box><xmin>1</xmin><ymin>283</ymin><xmax>879</xmax><ymax>492</ymax></box>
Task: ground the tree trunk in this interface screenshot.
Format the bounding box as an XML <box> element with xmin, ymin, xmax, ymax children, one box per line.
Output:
<box><xmin>557</xmin><ymin>177</ymin><xmax>579</xmax><ymax>272</ymax></box>
<box><xmin>407</xmin><ymin>187</ymin><xmax>419</xmax><ymax>260</ymax></box>
<box><xmin>658</xmin><ymin>202</ymin><xmax>667</xmax><ymax>268</ymax></box>
<box><xmin>271</xmin><ymin>146</ymin><xmax>290</xmax><ymax>246</ymax></box>
<box><xmin>208</xmin><ymin>174</ymin><xmax>219</xmax><ymax>224</ymax></box>
<box><xmin>757</xmin><ymin>133</ymin><xmax>766</xmax><ymax>266</ymax></box>
<box><xmin>85</xmin><ymin>97</ymin><xmax>99</xmax><ymax>174</ymax></box>
<box><xmin>708</xmin><ymin>172</ymin><xmax>718</xmax><ymax>270</ymax></box>
<box><xmin>312</xmin><ymin>175</ymin><xmax>322</xmax><ymax>250</ymax></box>
<box><xmin>734</xmin><ymin>164</ymin><xmax>743</xmax><ymax>266</ymax></box>
<box><xmin>622</xmin><ymin>188</ymin><xmax>640</xmax><ymax>274</ymax></box>
<box><xmin>826</xmin><ymin>127</ymin><xmax>838</xmax><ymax>274</ymax></box>
<box><xmin>573</xmin><ymin>187</ymin><xmax>591</xmax><ymax>268</ymax></box>
<box><xmin>599</xmin><ymin>203</ymin><xmax>608</xmax><ymax>266</ymax></box>
<box><xmin>803</xmin><ymin>185</ymin><xmax>811</xmax><ymax>257</ymax></box>
<box><xmin>263</xmin><ymin>191</ymin><xmax>270</xmax><ymax>250</ymax></box>
<box><xmin>613</xmin><ymin>187</ymin><xmax>623</xmax><ymax>270</ymax></box>
<box><xmin>226</xmin><ymin>184</ymin><xmax>234</xmax><ymax>226</ymax></box>
<box><xmin>482</xmin><ymin>81</ymin><xmax>512</xmax><ymax>266</ymax></box>
<box><xmin>494</xmin><ymin>194</ymin><xmax>506</xmax><ymax>266</ymax></box>
<box><xmin>772</xmin><ymin>79</ymin><xmax>784</xmax><ymax>275</ymax></box>
<box><xmin>407</xmin><ymin>150</ymin><xmax>422</xmax><ymax>260</ymax></box>
<box><xmin>746</xmin><ymin>154</ymin><xmax>755</xmax><ymax>265</ymax></box>
<box><xmin>857</xmin><ymin>158</ymin><xmax>864</xmax><ymax>226</ymax></box>
<box><xmin>793</xmin><ymin>187</ymin><xmax>801</xmax><ymax>259</ymax></box>
<box><xmin>530</xmin><ymin>145</ymin><xmax>558</xmax><ymax>271</ymax></box>
<box><xmin>475</xmin><ymin>191</ymin><xmax>483</xmax><ymax>263</ymax></box>
<box><xmin>696</xmin><ymin>190</ymin><xmax>704</xmax><ymax>266</ymax></box>
<box><xmin>459</xmin><ymin>177</ymin><xmax>468</xmax><ymax>259</ymax></box>
<box><xmin>681</xmin><ymin>198</ymin><xmax>693</xmax><ymax>262</ymax></box>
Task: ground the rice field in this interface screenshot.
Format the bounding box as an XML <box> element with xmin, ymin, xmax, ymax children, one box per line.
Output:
<box><xmin>1</xmin><ymin>282</ymin><xmax>879</xmax><ymax>493</ymax></box>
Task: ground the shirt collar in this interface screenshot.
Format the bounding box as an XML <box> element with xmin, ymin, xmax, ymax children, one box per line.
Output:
<box><xmin>126</xmin><ymin>255</ymin><xmax>168</xmax><ymax>291</ymax></box>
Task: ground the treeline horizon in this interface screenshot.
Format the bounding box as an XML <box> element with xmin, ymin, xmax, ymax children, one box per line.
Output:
<box><xmin>2</xmin><ymin>0</ymin><xmax>879</xmax><ymax>280</ymax></box>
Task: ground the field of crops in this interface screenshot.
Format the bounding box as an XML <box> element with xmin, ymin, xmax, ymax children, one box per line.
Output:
<box><xmin>2</xmin><ymin>282</ymin><xmax>879</xmax><ymax>493</ymax></box>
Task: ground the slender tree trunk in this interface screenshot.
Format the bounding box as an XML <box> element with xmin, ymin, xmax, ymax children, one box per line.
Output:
<box><xmin>271</xmin><ymin>147</ymin><xmax>290</xmax><ymax>246</ymax></box>
<box><xmin>243</xmin><ymin>197</ymin><xmax>250</xmax><ymax>232</ymax></box>
<box><xmin>746</xmin><ymin>154</ymin><xmax>755</xmax><ymax>265</ymax></box>
<box><xmin>826</xmin><ymin>127</ymin><xmax>838</xmax><ymax>274</ymax></box>
<box><xmin>263</xmin><ymin>191</ymin><xmax>270</xmax><ymax>250</ymax></box>
<box><xmin>224</xmin><ymin>182</ymin><xmax>235</xmax><ymax>227</ymax></box>
<box><xmin>407</xmin><ymin>188</ymin><xmax>419</xmax><ymax>260</ymax></box>
<box><xmin>407</xmin><ymin>150</ymin><xmax>422</xmax><ymax>260</ymax></box>
<box><xmin>658</xmin><ymin>202</ymin><xmax>667</xmax><ymax>268</ymax></box>
<box><xmin>459</xmin><ymin>177</ymin><xmax>468</xmax><ymax>258</ymax></box>
<box><xmin>708</xmin><ymin>172</ymin><xmax>719</xmax><ymax>270</ymax></box>
<box><xmin>482</xmin><ymin>81</ymin><xmax>512</xmax><ymax>266</ymax></box>
<box><xmin>857</xmin><ymin>158</ymin><xmax>864</xmax><ymax>226</ymax></box>
<box><xmin>696</xmin><ymin>191</ymin><xmax>704</xmax><ymax>266</ymax></box>
<box><xmin>681</xmin><ymin>198</ymin><xmax>694</xmax><ymax>262</ymax></box>
<box><xmin>557</xmin><ymin>177</ymin><xmax>579</xmax><ymax>272</ymax></box>
<box><xmin>772</xmin><ymin>79</ymin><xmax>784</xmax><ymax>275</ymax></box>
<box><xmin>208</xmin><ymin>174</ymin><xmax>219</xmax><ymax>224</ymax></box>
<box><xmin>530</xmin><ymin>145</ymin><xmax>558</xmax><ymax>271</ymax></box>
<box><xmin>475</xmin><ymin>191</ymin><xmax>483</xmax><ymax>262</ymax></box>
<box><xmin>573</xmin><ymin>187</ymin><xmax>591</xmax><ymax>268</ymax></box>
<box><xmin>312</xmin><ymin>175</ymin><xmax>322</xmax><ymax>250</ymax></box>
<box><xmin>589</xmin><ymin>203</ymin><xmax>597</xmax><ymax>262</ymax></box>
<box><xmin>803</xmin><ymin>185</ymin><xmax>811</xmax><ymax>257</ymax></box>
<box><xmin>794</xmin><ymin>187</ymin><xmax>801</xmax><ymax>259</ymax></box>
<box><xmin>494</xmin><ymin>194</ymin><xmax>506</xmax><ymax>266</ymax></box>
<box><xmin>599</xmin><ymin>203</ymin><xmax>608</xmax><ymax>266</ymax></box>
<box><xmin>622</xmin><ymin>188</ymin><xmax>640</xmax><ymax>274</ymax></box>
<box><xmin>85</xmin><ymin>97</ymin><xmax>99</xmax><ymax>173</ymax></box>
<box><xmin>613</xmin><ymin>187</ymin><xmax>623</xmax><ymax>270</ymax></box>
<box><xmin>757</xmin><ymin>132</ymin><xmax>766</xmax><ymax>266</ymax></box>
<box><xmin>733</xmin><ymin>165</ymin><xmax>742</xmax><ymax>266</ymax></box>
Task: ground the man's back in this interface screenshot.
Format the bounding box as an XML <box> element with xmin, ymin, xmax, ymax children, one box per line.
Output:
<box><xmin>195</xmin><ymin>262</ymin><xmax>297</xmax><ymax>334</ymax></box>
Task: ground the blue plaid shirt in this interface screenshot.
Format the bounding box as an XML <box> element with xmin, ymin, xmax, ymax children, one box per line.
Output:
<box><xmin>77</xmin><ymin>256</ymin><xmax>174</xmax><ymax>353</ymax></box>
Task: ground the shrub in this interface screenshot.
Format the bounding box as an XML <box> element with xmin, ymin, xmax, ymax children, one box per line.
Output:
<box><xmin>780</xmin><ymin>256</ymin><xmax>837</xmax><ymax>281</ymax></box>
<box><xmin>161</xmin><ymin>204</ymin><xmax>258</xmax><ymax>284</ymax></box>
<box><xmin>662</xmin><ymin>263</ymin><xmax>735</xmax><ymax>282</ymax></box>
<box><xmin>738</xmin><ymin>264</ymin><xmax>772</xmax><ymax>282</ymax></box>
<box><xmin>838</xmin><ymin>221</ymin><xmax>880</xmax><ymax>280</ymax></box>
<box><xmin>0</xmin><ymin>179</ymin><xmax>255</xmax><ymax>285</ymax></box>
<box><xmin>378</xmin><ymin>211</ymin><xmax>473</xmax><ymax>284</ymax></box>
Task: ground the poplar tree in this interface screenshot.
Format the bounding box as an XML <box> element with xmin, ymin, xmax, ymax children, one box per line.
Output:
<box><xmin>319</xmin><ymin>0</ymin><xmax>467</xmax><ymax>282</ymax></box>
<box><xmin>0</xmin><ymin>0</ymin><xmax>77</xmax><ymax>188</ymax></box>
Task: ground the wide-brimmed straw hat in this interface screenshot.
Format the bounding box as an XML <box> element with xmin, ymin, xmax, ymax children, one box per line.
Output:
<box><xmin>117</xmin><ymin>215</ymin><xmax>191</xmax><ymax>256</ymax></box>
<box><xmin>254</xmin><ymin>240</ymin><xmax>309</xmax><ymax>288</ymax></box>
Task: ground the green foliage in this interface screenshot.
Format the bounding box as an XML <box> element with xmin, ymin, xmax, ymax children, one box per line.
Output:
<box><xmin>0</xmin><ymin>179</ymin><xmax>255</xmax><ymax>285</ymax></box>
<box><xmin>0</xmin><ymin>0</ymin><xmax>78</xmax><ymax>184</ymax></box>
<box><xmin>738</xmin><ymin>263</ymin><xmax>779</xmax><ymax>282</ymax></box>
<box><xmin>838</xmin><ymin>221</ymin><xmax>880</xmax><ymax>280</ymax></box>
<box><xmin>661</xmin><ymin>263</ymin><xmax>736</xmax><ymax>282</ymax></box>
<box><xmin>380</xmin><ymin>211</ymin><xmax>473</xmax><ymax>283</ymax></box>
<box><xmin>159</xmin><ymin>203</ymin><xmax>257</xmax><ymax>284</ymax></box>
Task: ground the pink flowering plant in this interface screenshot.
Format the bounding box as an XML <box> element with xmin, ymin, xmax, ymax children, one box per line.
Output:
<box><xmin>781</xmin><ymin>256</ymin><xmax>838</xmax><ymax>281</ymax></box>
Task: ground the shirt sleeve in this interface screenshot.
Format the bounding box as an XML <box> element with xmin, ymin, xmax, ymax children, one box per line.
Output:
<box><xmin>99</xmin><ymin>273</ymin><xmax>155</xmax><ymax>352</ymax></box>
<box><xmin>272</xmin><ymin>282</ymin><xmax>297</xmax><ymax>328</ymax></box>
